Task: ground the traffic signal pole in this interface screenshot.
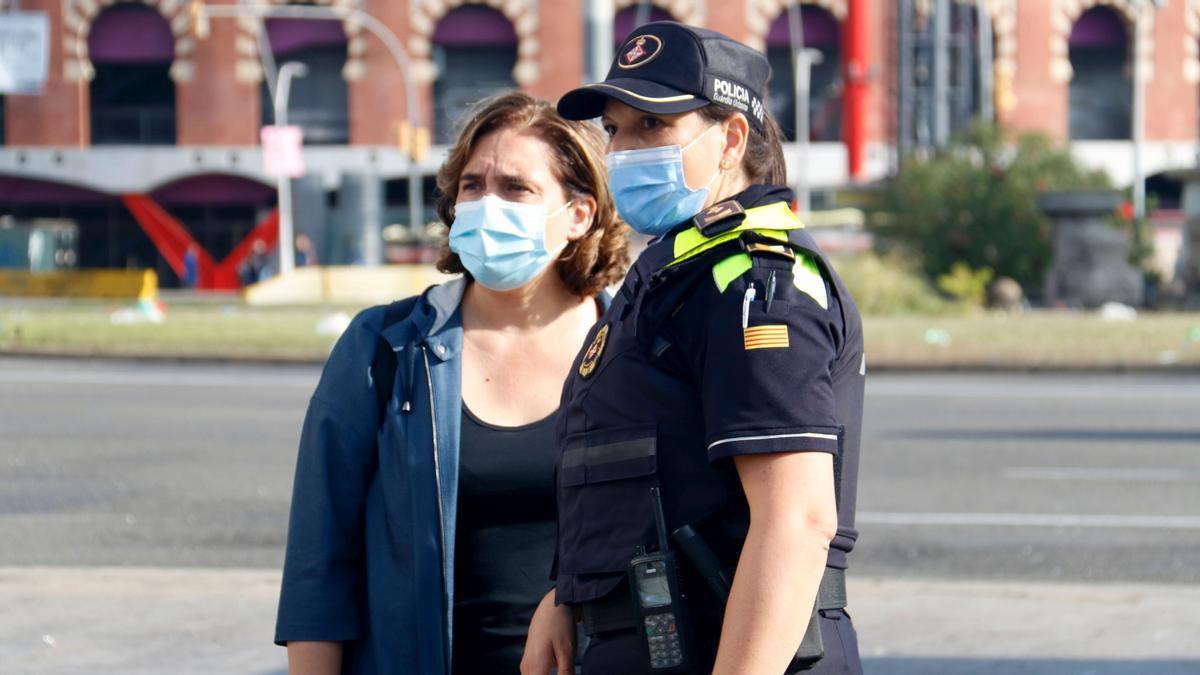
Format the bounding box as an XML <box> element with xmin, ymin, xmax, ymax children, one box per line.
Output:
<box><xmin>844</xmin><ymin>0</ymin><xmax>869</xmax><ymax>182</ymax></box>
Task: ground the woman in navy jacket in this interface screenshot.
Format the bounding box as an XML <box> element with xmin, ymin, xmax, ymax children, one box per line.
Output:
<box><xmin>275</xmin><ymin>92</ymin><xmax>628</xmax><ymax>675</ymax></box>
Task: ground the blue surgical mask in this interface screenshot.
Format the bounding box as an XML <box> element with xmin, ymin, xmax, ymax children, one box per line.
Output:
<box><xmin>449</xmin><ymin>194</ymin><xmax>570</xmax><ymax>291</ymax></box>
<box><xmin>606</xmin><ymin>125</ymin><xmax>722</xmax><ymax>236</ymax></box>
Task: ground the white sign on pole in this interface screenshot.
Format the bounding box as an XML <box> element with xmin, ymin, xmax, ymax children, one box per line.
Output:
<box><xmin>0</xmin><ymin>12</ymin><xmax>50</xmax><ymax>95</ymax></box>
<box><xmin>261</xmin><ymin>125</ymin><xmax>306</xmax><ymax>178</ymax></box>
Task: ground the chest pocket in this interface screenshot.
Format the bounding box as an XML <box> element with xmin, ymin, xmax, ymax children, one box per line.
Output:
<box><xmin>557</xmin><ymin>424</ymin><xmax>659</xmax><ymax>576</ymax></box>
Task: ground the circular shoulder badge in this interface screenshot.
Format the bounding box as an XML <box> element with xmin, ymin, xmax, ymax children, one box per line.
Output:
<box><xmin>618</xmin><ymin>35</ymin><xmax>664</xmax><ymax>70</ymax></box>
<box><xmin>578</xmin><ymin>323</ymin><xmax>610</xmax><ymax>378</ymax></box>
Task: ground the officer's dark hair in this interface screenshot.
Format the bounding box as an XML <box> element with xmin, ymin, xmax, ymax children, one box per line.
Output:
<box><xmin>435</xmin><ymin>91</ymin><xmax>630</xmax><ymax>298</ymax></box>
<box><xmin>698</xmin><ymin>105</ymin><xmax>789</xmax><ymax>186</ymax></box>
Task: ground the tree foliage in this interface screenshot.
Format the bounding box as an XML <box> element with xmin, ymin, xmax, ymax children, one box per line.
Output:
<box><xmin>877</xmin><ymin>124</ymin><xmax>1111</xmax><ymax>289</ymax></box>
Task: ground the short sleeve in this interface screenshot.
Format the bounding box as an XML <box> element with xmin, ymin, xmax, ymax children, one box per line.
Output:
<box><xmin>691</xmin><ymin>255</ymin><xmax>843</xmax><ymax>463</ymax></box>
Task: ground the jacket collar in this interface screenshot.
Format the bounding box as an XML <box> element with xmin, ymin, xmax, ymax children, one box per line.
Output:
<box><xmin>379</xmin><ymin>276</ymin><xmax>613</xmax><ymax>363</ymax></box>
<box><xmin>379</xmin><ymin>276</ymin><xmax>468</xmax><ymax>362</ymax></box>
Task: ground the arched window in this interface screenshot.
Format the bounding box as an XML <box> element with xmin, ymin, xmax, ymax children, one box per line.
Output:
<box><xmin>261</xmin><ymin>17</ymin><xmax>350</xmax><ymax>145</ymax></box>
<box><xmin>614</xmin><ymin>5</ymin><xmax>674</xmax><ymax>46</ymax></box>
<box><xmin>432</xmin><ymin>6</ymin><xmax>517</xmax><ymax>144</ymax></box>
<box><xmin>88</xmin><ymin>3</ymin><xmax>176</xmax><ymax>144</ymax></box>
<box><xmin>765</xmin><ymin>5</ymin><xmax>842</xmax><ymax>142</ymax></box>
<box><xmin>1069</xmin><ymin>6</ymin><xmax>1131</xmax><ymax>140</ymax></box>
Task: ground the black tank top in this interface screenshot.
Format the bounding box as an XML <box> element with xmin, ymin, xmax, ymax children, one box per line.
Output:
<box><xmin>451</xmin><ymin>403</ymin><xmax>560</xmax><ymax>675</ymax></box>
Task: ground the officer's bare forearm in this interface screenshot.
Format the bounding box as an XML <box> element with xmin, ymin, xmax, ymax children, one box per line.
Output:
<box><xmin>287</xmin><ymin>641</ymin><xmax>342</xmax><ymax>675</ymax></box>
<box><xmin>714</xmin><ymin>452</ymin><xmax>837</xmax><ymax>674</ymax></box>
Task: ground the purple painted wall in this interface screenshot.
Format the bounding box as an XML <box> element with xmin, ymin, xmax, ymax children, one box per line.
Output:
<box><xmin>151</xmin><ymin>174</ymin><xmax>276</xmax><ymax>207</ymax></box>
<box><xmin>433</xmin><ymin>5</ymin><xmax>517</xmax><ymax>47</ymax></box>
<box><xmin>767</xmin><ymin>5</ymin><xmax>840</xmax><ymax>49</ymax></box>
<box><xmin>1070</xmin><ymin>6</ymin><xmax>1127</xmax><ymax>48</ymax></box>
<box><xmin>614</xmin><ymin>7</ymin><xmax>674</xmax><ymax>45</ymax></box>
<box><xmin>265</xmin><ymin>18</ymin><xmax>347</xmax><ymax>57</ymax></box>
<box><xmin>0</xmin><ymin>175</ymin><xmax>116</xmax><ymax>205</ymax></box>
<box><xmin>89</xmin><ymin>4</ymin><xmax>174</xmax><ymax>64</ymax></box>
<box><xmin>0</xmin><ymin>174</ymin><xmax>274</xmax><ymax>207</ymax></box>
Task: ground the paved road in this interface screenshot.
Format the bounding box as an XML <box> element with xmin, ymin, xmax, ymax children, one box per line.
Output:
<box><xmin>1</xmin><ymin>358</ymin><xmax>1198</xmax><ymax>673</ymax></box>
<box><xmin>856</xmin><ymin>373</ymin><xmax>1200</xmax><ymax>585</ymax></box>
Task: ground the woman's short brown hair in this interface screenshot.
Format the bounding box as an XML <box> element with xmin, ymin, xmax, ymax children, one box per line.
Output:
<box><xmin>435</xmin><ymin>92</ymin><xmax>629</xmax><ymax>298</ymax></box>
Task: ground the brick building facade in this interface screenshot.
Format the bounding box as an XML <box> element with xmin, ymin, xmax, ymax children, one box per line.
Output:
<box><xmin>1</xmin><ymin>0</ymin><xmax>1196</xmax><ymax>285</ymax></box>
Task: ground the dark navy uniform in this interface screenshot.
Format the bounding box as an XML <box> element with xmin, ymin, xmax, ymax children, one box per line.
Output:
<box><xmin>552</xmin><ymin>185</ymin><xmax>865</xmax><ymax>673</ymax></box>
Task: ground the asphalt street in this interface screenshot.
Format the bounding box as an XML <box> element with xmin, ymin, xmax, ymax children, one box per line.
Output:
<box><xmin>1</xmin><ymin>357</ymin><xmax>1198</xmax><ymax>673</ymax></box>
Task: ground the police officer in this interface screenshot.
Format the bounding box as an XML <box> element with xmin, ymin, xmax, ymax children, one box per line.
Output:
<box><xmin>520</xmin><ymin>22</ymin><xmax>865</xmax><ymax>675</ymax></box>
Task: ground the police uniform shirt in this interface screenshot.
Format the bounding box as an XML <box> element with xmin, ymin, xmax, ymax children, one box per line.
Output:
<box><xmin>554</xmin><ymin>185</ymin><xmax>865</xmax><ymax>607</ymax></box>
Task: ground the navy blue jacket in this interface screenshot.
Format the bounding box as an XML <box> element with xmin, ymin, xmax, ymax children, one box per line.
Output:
<box><xmin>276</xmin><ymin>278</ymin><xmax>468</xmax><ymax>675</ymax></box>
<box><xmin>276</xmin><ymin>277</ymin><xmax>610</xmax><ymax>675</ymax></box>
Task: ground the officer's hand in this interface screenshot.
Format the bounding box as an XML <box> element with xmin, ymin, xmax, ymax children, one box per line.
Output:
<box><xmin>521</xmin><ymin>588</ymin><xmax>575</xmax><ymax>675</ymax></box>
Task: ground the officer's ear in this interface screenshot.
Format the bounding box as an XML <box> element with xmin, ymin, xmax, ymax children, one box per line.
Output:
<box><xmin>719</xmin><ymin>113</ymin><xmax>751</xmax><ymax>172</ymax></box>
<box><xmin>564</xmin><ymin>195</ymin><xmax>596</xmax><ymax>242</ymax></box>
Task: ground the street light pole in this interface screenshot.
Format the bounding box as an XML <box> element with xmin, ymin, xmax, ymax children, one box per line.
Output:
<box><xmin>274</xmin><ymin>61</ymin><xmax>307</xmax><ymax>276</ymax></box>
<box><xmin>794</xmin><ymin>48</ymin><xmax>822</xmax><ymax>213</ymax></box>
<box><xmin>787</xmin><ymin>4</ymin><xmax>821</xmax><ymax>212</ymax></box>
<box><xmin>199</xmin><ymin>3</ymin><xmax>427</xmax><ymax>235</ymax></box>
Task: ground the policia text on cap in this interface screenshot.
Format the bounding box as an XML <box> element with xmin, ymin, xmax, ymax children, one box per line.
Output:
<box><xmin>521</xmin><ymin>22</ymin><xmax>867</xmax><ymax>675</ymax></box>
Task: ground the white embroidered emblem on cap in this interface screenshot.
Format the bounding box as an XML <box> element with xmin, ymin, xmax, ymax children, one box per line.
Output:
<box><xmin>618</xmin><ymin>34</ymin><xmax>664</xmax><ymax>69</ymax></box>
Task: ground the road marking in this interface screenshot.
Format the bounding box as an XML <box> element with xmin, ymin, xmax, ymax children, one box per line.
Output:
<box><xmin>1003</xmin><ymin>467</ymin><xmax>1189</xmax><ymax>482</ymax></box>
<box><xmin>0</xmin><ymin>370</ymin><xmax>317</xmax><ymax>389</ymax></box>
<box><xmin>866</xmin><ymin>380</ymin><xmax>1200</xmax><ymax>401</ymax></box>
<box><xmin>858</xmin><ymin>512</ymin><xmax>1200</xmax><ymax>529</ymax></box>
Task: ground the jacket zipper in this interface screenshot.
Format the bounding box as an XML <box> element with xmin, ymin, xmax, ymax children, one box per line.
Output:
<box><xmin>420</xmin><ymin>344</ymin><xmax>450</xmax><ymax>669</ymax></box>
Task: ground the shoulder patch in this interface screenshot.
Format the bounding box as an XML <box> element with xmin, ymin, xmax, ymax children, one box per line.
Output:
<box><xmin>744</xmin><ymin>241</ymin><xmax>795</xmax><ymax>262</ymax></box>
<box><xmin>578</xmin><ymin>323</ymin><xmax>609</xmax><ymax>378</ymax></box>
<box><xmin>694</xmin><ymin>200</ymin><xmax>746</xmax><ymax>237</ymax></box>
<box><xmin>792</xmin><ymin>255</ymin><xmax>828</xmax><ymax>310</ymax></box>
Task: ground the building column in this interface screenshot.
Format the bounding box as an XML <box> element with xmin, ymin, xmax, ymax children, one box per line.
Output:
<box><xmin>1005</xmin><ymin>0</ymin><xmax>1066</xmax><ymax>140</ymax></box>
<box><xmin>7</xmin><ymin>0</ymin><xmax>89</xmax><ymax>146</ymax></box>
<box><xmin>528</xmin><ymin>0</ymin><xmax>584</xmax><ymax>103</ymax></box>
<box><xmin>176</xmin><ymin>0</ymin><xmax>260</xmax><ymax>146</ymax></box>
<box><xmin>349</xmin><ymin>0</ymin><xmax>427</xmax><ymax>145</ymax></box>
<box><xmin>1145</xmin><ymin>1</ymin><xmax>1196</xmax><ymax>142</ymax></box>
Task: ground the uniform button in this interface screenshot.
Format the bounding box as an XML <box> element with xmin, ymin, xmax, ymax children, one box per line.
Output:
<box><xmin>435</xmin><ymin>345</ymin><xmax>446</xmax><ymax>355</ymax></box>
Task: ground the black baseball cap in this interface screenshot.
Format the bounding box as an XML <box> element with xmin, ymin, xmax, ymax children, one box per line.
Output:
<box><xmin>558</xmin><ymin>22</ymin><xmax>771</xmax><ymax>132</ymax></box>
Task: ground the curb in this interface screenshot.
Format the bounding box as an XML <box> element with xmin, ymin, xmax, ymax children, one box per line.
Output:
<box><xmin>4</xmin><ymin>347</ymin><xmax>1200</xmax><ymax>374</ymax></box>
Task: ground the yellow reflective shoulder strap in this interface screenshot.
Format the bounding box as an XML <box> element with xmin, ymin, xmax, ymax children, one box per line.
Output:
<box><xmin>666</xmin><ymin>201</ymin><xmax>805</xmax><ymax>293</ymax></box>
<box><xmin>668</xmin><ymin>201</ymin><xmax>803</xmax><ymax>269</ymax></box>
<box><xmin>792</xmin><ymin>253</ymin><xmax>829</xmax><ymax>310</ymax></box>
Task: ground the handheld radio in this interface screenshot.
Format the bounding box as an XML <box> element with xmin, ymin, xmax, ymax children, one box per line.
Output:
<box><xmin>627</xmin><ymin>487</ymin><xmax>693</xmax><ymax>673</ymax></box>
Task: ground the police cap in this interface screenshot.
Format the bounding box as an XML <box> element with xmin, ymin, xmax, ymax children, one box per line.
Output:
<box><xmin>557</xmin><ymin>22</ymin><xmax>771</xmax><ymax>133</ymax></box>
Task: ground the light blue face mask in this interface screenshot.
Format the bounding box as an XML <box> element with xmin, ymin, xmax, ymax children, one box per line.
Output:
<box><xmin>448</xmin><ymin>195</ymin><xmax>570</xmax><ymax>291</ymax></box>
<box><xmin>606</xmin><ymin>125</ymin><xmax>722</xmax><ymax>237</ymax></box>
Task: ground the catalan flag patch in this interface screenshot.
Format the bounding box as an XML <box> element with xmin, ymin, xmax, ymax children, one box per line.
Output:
<box><xmin>743</xmin><ymin>324</ymin><xmax>790</xmax><ymax>350</ymax></box>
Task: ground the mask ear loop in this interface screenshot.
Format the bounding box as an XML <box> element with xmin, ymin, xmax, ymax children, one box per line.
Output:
<box><xmin>681</xmin><ymin>123</ymin><xmax>726</xmax><ymax>191</ymax></box>
<box><xmin>545</xmin><ymin>199</ymin><xmax>576</xmax><ymax>260</ymax></box>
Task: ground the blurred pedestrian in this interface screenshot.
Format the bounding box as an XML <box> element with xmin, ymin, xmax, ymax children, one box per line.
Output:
<box><xmin>274</xmin><ymin>91</ymin><xmax>629</xmax><ymax>675</ymax></box>
<box><xmin>183</xmin><ymin>245</ymin><xmax>199</xmax><ymax>289</ymax></box>
<box><xmin>295</xmin><ymin>233</ymin><xmax>317</xmax><ymax>267</ymax></box>
<box><xmin>241</xmin><ymin>240</ymin><xmax>270</xmax><ymax>286</ymax></box>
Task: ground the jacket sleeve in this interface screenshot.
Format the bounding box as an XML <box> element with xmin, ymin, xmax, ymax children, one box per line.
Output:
<box><xmin>275</xmin><ymin>308</ymin><xmax>386</xmax><ymax>645</ymax></box>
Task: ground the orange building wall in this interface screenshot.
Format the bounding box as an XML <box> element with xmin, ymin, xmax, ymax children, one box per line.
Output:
<box><xmin>527</xmin><ymin>0</ymin><xmax>586</xmax><ymax>106</ymax></box>
<box><xmin>1145</xmin><ymin>0</ymin><xmax>1197</xmax><ymax>141</ymax></box>
<box><xmin>6</xmin><ymin>0</ymin><xmax>88</xmax><ymax>146</ymax></box>
<box><xmin>177</xmin><ymin>8</ymin><xmax>260</xmax><ymax>146</ymax></box>
<box><xmin>1003</xmin><ymin>1</ymin><xmax>1067</xmax><ymax>140</ymax></box>
<box><xmin>349</xmin><ymin>0</ymin><xmax>425</xmax><ymax>146</ymax></box>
